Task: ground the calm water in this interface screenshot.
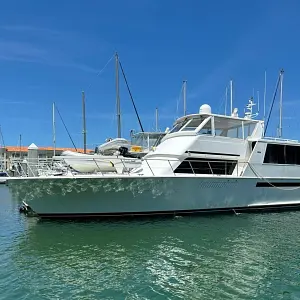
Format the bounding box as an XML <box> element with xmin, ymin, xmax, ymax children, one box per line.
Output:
<box><xmin>0</xmin><ymin>185</ymin><xmax>300</xmax><ymax>300</ymax></box>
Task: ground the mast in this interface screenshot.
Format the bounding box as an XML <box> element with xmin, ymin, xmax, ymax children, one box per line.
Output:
<box><xmin>225</xmin><ymin>86</ymin><xmax>228</xmax><ymax>115</ymax></box>
<box><xmin>115</xmin><ymin>52</ymin><xmax>121</xmax><ymax>138</ymax></box>
<box><xmin>82</xmin><ymin>91</ymin><xmax>87</xmax><ymax>154</ymax></box>
<box><xmin>19</xmin><ymin>134</ymin><xmax>22</xmax><ymax>159</ymax></box>
<box><xmin>155</xmin><ymin>107</ymin><xmax>158</xmax><ymax>132</ymax></box>
<box><xmin>230</xmin><ymin>79</ymin><xmax>233</xmax><ymax>114</ymax></box>
<box><xmin>183</xmin><ymin>80</ymin><xmax>187</xmax><ymax>116</ymax></box>
<box><xmin>52</xmin><ymin>102</ymin><xmax>56</xmax><ymax>156</ymax></box>
<box><xmin>257</xmin><ymin>91</ymin><xmax>260</xmax><ymax>114</ymax></box>
<box><xmin>0</xmin><ymin>125</ymin><xmax>4</xmax><ymax>163</ymax></box>
<box><xmin>0</xmin><ymin>125</ymin><xmax>5</xmax><ymax>148</ymax></box>
<box><xmin>263</xmin><ymin>71</ymin><xmax>267</xmax><ymax>122</ymax></box>
<box><xmin>279</xmin><ymin>69</ymin><xmax>284</xmax><ymax>138</ymax></box>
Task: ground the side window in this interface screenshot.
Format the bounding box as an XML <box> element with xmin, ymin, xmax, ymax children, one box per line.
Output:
<box><xmin>226</xmin><ymin>126</ymin><xmax>243</xmax><ymax>139</ymax></box>
<box><xmin>264</xmin><ymin>144</ymin><xmax>300</xmax><ymax>165</ymax></box>
<box><xmin>175</xmin><ymin>158</ymin><xmax>237</xmax><ymax>175</ymax></box>
<box><xmin>198</xmin><ymin>119</ymin><xmax>212</xmax><ymax>135</ymax></box>
<box><xmin>243</xmin><ymin>123</ymin><xmax>256</xmax><ymax>137</ymax></box>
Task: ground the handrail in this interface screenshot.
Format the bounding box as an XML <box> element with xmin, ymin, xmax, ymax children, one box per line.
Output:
<box><xmin>263</xmin><ymin>136</ymin><xmax>298</xmax><ymax>143</ymax></box>
<box><xmin>0</xmin><ymin>156</ymin><xmax>252</xmax><ymax>178</ymax></box>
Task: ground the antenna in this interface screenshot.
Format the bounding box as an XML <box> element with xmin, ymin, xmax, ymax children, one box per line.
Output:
<box><xmin>263</xmin><ymin>71</ymin><xmax>267</xmax><ymax>122</ymax></box>
<box><xmin>230</xmin><ymin>79</ymin><xmax>233</xmax><ymax>114</ymax></box>
<box><xmin>183</xmin><ymin>80</ymin><xmax>187</xmax><ymax>116</ymax></box>
<box><xmin>52</xmin><ymin>102</ymin><xmax>56</xmax><ymax>156</ymax></box>
<box><xmin>115</xmin><ymin>52</ymin><xmax>121</xmax><ymax>138</ymax></box>
<box><xmin>278</xmin><ymin>69</ymin><xmax>284</xmax><ymax>138</ymax></box>
<box><xmin>244</xmin><ymin>97</ymin><xmax>258</xmax><ymax>119</ymax></box>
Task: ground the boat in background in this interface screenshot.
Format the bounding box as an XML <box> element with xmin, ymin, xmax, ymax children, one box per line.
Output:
<box><xmin>57</xmin><ymin>131</ymin><xmax>166</xmax><ymax>174</ymax></box>
<box><xmin>96</xmin><ymin>138</ymin><xmax>130</xmax><ymax>155</ymax></box>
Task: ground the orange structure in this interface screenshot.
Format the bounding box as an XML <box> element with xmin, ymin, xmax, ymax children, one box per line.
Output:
<box><xmin>3</xmin><ymin>146</ymin><xmax>93</xmax><ymax>154</ymax></box>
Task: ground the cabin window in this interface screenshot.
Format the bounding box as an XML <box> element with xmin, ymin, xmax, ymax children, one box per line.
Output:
<box><xmin>198</xmin><ymin>119</ymin><xmax>212</xmax><ymax>135</ymax></box>
<box><xmin>264</xmin><ymin>144</ymin><xmax>300</xmax><ymax>165</ymax></box>
<box><xmin>181</xmin><ymin>117</ymin><xmax>204</xmax><ymax>132</ymax></box>
<box><xmin>214</xmin><ymin>118</ymin><xmax>256</xmax><ymax>139</ymax></box>
<box><xmin>226</xmin><ymin>126</ymin><xmax>244</xmax><ymax>139</ymax></box>
<box><xmin>243</xmin><ymin>122</ymin><xmax>256</xmax><ymax>137</ymax></box>
<box><xmin>169</xmin><ymin>118</ymin><xmax>190</xmax><ymax>133</ymax></box>
<box><xmin>175</xmin><ymin>158</ymin><xmax>237</xmax><ymax>175</ymax></box>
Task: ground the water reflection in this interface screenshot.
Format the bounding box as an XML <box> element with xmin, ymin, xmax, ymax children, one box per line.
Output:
<box><xmin>1</xmin><ymin>189</ymin><xmax>300</xmax><ymax>299</ymax></box>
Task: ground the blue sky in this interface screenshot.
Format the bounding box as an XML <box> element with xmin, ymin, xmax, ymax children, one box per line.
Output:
<box><xmin>0</xmin><ymin>0</ymin><xmax>300</xmax><ymax>149</ymax></box>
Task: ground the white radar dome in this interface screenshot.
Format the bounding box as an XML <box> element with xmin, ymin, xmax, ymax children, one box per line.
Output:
<box><xmin>199</xmin><ymin>104</ymin><xmax>212</xmax><ymax>114</ymax></box>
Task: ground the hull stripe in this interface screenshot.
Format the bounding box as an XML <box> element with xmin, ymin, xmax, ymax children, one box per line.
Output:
<box><xmin>36</xmin><ymin>203</ymin><xmax>300</xmax><ymax>219</ymax></box>
<box><xmin>256</xmin><ymin>182</ymin><xmax>300</xmax><ymax>187</ymax></box>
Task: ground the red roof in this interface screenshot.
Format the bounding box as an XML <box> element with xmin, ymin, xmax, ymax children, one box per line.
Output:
<box><xmin>3</xmin><ymin>146</ymin><xmax>93</xmax><ymax>153</ymax></box>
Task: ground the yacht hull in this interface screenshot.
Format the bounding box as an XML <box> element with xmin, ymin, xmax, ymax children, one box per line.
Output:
<box><xmin>7</xmin><ymin>176</ymin><xmax>300</xmax><ymax>218</ymax></box>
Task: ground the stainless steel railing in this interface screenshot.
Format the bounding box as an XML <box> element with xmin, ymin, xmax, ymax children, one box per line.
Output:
<box><xmin>0</xmin><ymin>156</ymin><xmax>247</xmax><ymax>178</ymax></box>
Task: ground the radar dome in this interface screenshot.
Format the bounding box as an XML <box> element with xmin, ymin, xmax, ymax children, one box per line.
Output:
<box><xmin>199</xmin><ymin>104</ymin><xmax>212</xmax><ymax>114</ymax></box>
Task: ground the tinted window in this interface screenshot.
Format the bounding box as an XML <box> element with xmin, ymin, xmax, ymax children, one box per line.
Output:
<box><xmin>175</xmin><ymin>158</ymin><xmax>237</xmax><ymax>175</ymax></box>
<box><xmin>264</xmin><ymin>144</ymin><xmax>300</xmax><ymax>165</ymax></box>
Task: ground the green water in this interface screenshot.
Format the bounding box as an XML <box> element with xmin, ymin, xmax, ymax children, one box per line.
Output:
<box><xmin>1</xmin><ymin>185</ymin><xmax>300</xmax><ymax>299</ymax></box>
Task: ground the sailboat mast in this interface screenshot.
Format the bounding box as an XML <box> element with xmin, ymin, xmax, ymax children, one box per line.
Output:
<box><xmin>257</xmin><ymin>91</ymin><xmax>260</xmax><ymax>114</ymax></box>
<box><xmin>263</xmin><ymin>71</ymin><xmax>267</xmax><ymax>122</ymax></box>
<box><xmin>225</xmin><ymin>86</ymin><xmax>228</xmax><ymax>115</ymax></box>
<box><xmin>279</xmin><ymin>69</ymin><xmax>284</xmax><ymax>138</ymax></box>
<box><xmin>52</xmin><ymin>102</ymin><xmax>56</xmax><ymax>156</ymax></box>
<box><xmin>183</xmin><ymin>80</ymin><xmax>187</xmax><ymax>116</ymax></box>
<box><xmin>155</xmin><ymin>107</ymin><xmax>158</xmax><ymax>132</ymax></box>
<box><xmin>19</xmin><ymin>134</ymin><xmax>22</xmax><ymax>159</ymax></box>
<box><xmin>115</xmin><ymin>52</ymin><xmax>121</xmax><ymax>138</ymax></box>
<box><xmin>82</xmin><ymin>91</ymin><xmax>87</xmax><ymax>154</ymax></box>
<box><xmin>230</xmin><ymin>79</ymin><xmax>233</xmax><ymax>114</ymax></box>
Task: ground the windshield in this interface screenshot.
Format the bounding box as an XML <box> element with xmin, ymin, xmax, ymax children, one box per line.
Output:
<box><xmin>169</xmin><ymin>118</ymin><xmax>190</xmax><ymax>133</ymax></box>
<box><xmin>181</xmin><ymin>117</ymin><xmax>207</xmax><ymax>131</ymax></box>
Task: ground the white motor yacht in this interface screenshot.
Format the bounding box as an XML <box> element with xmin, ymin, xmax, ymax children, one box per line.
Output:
<box><xmin>7</xmin><ymin>99</ymin><xmax>300</xmax><ymax>218</ymax></box>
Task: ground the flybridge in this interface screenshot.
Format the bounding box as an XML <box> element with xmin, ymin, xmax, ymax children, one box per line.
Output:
<box><xmin>167</xmin><ymin>104</ymin><xmax>263</xmax><ymax>141</ymax></box>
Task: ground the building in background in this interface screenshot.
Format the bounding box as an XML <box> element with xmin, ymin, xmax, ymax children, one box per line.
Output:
<box><xmin>0</xmin><ymin>146</ymin><xmax>93</xmax><ymax>171</ymax></box>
